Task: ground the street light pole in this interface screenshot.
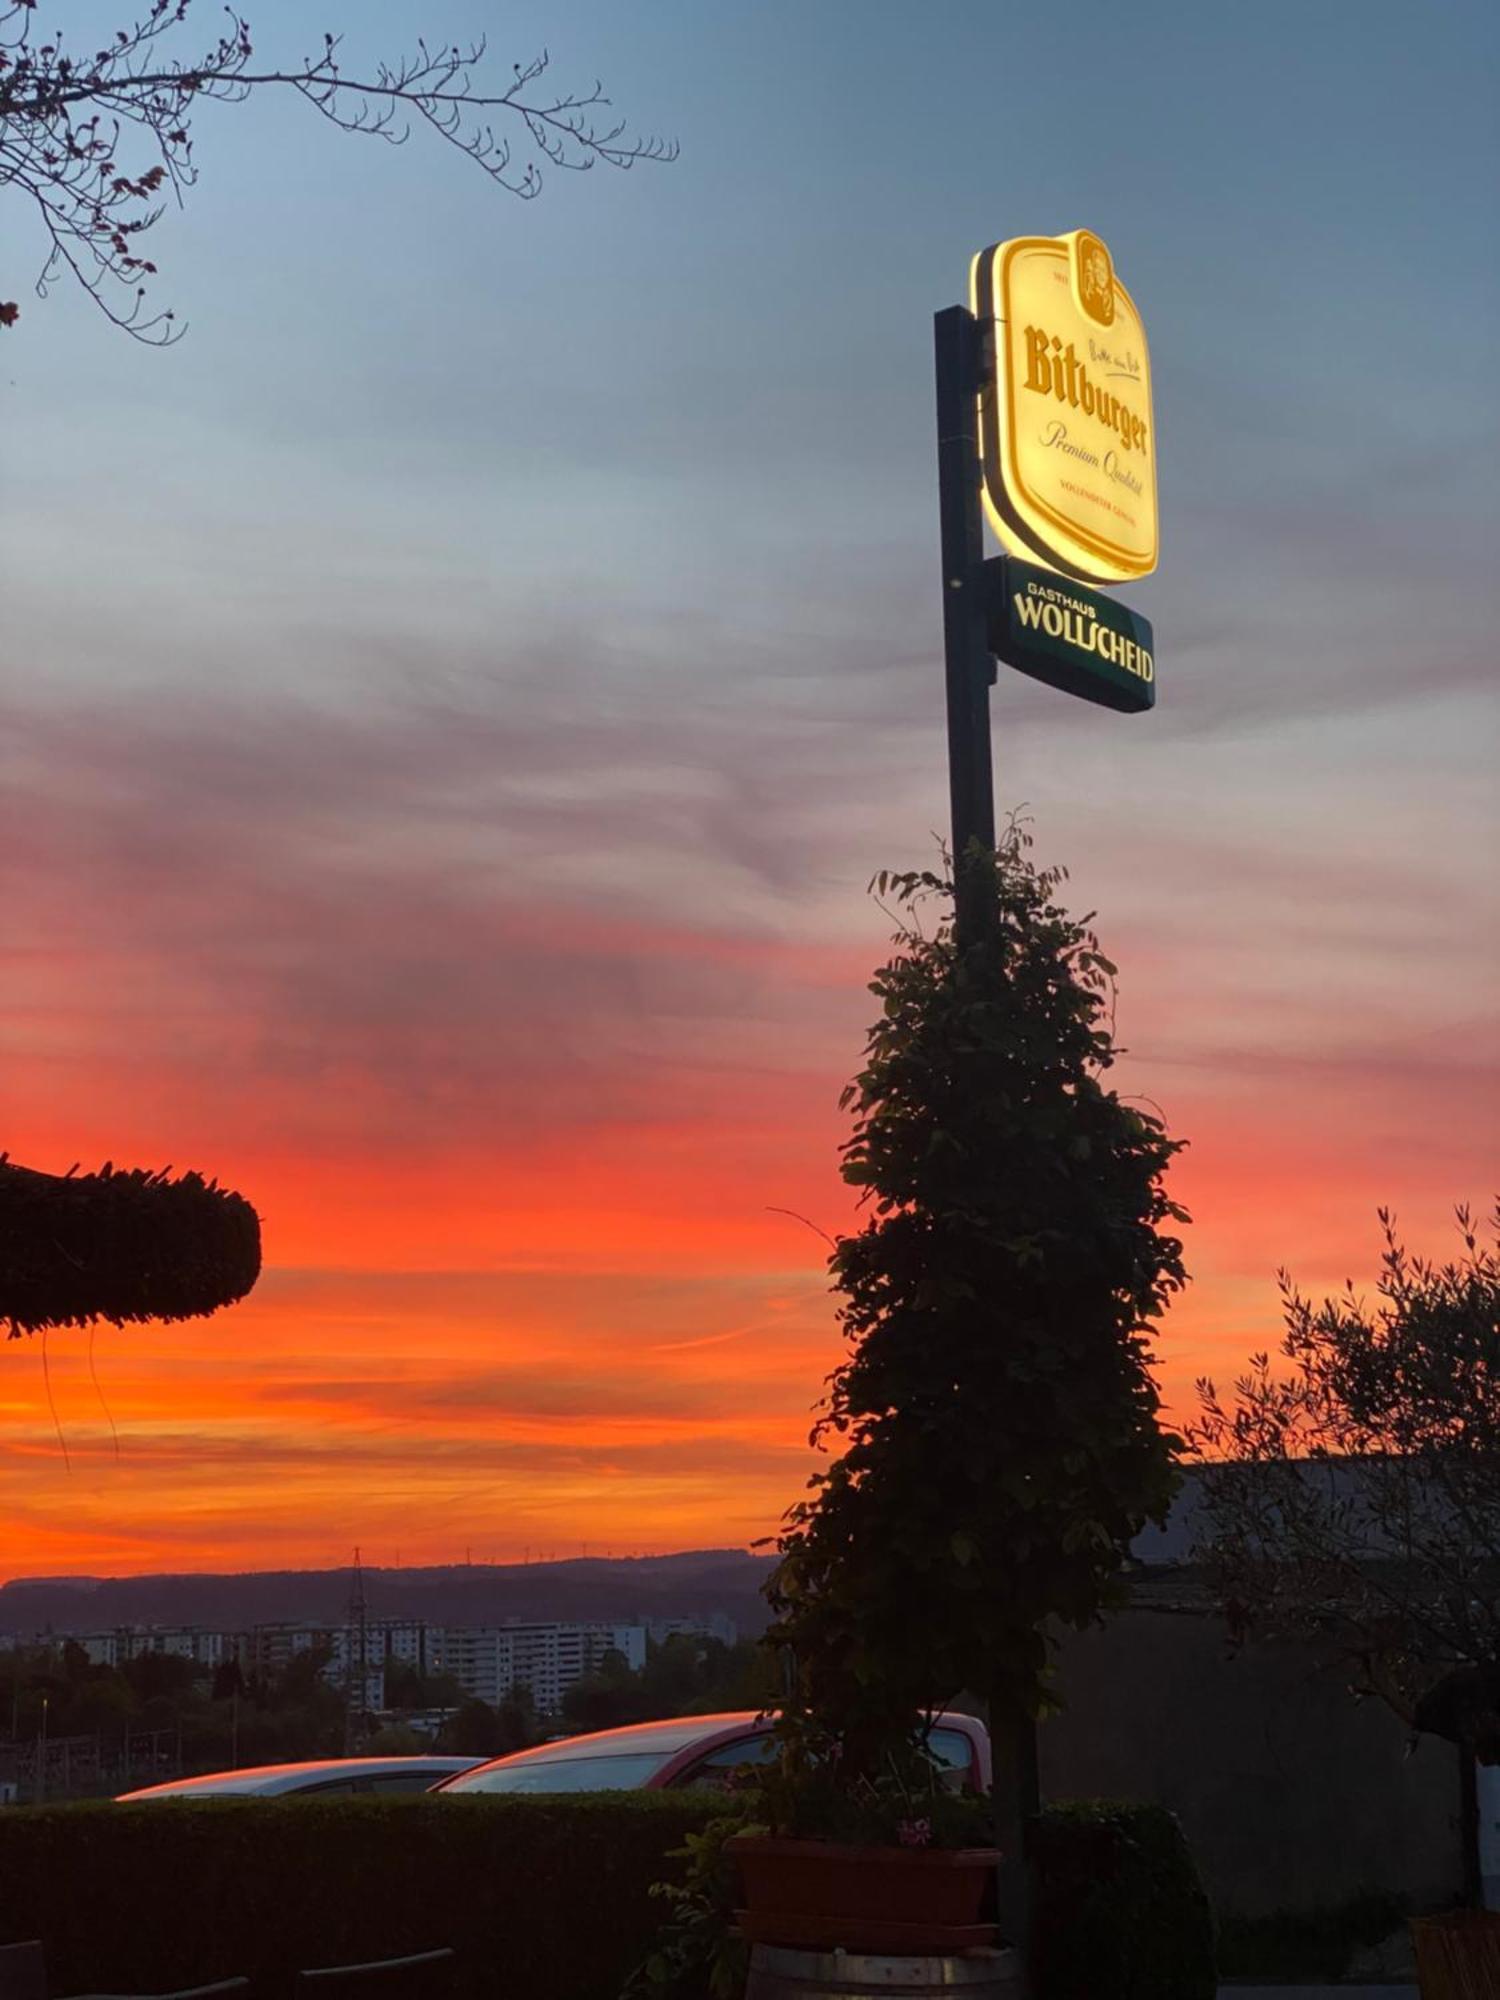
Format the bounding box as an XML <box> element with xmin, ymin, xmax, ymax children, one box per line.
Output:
<box><xmin>934</xmin><ymin>300</ymin><xmax>1039</xmax><ymax>1986</ymax></box>
<box><xmin>934</xmin><ymin>304</ymin><xmax>997</xmax><ymax>950</ymax></box>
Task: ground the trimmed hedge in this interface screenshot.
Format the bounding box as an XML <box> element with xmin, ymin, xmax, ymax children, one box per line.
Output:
<box><xmin>0</xmin><ymin>1794</ymin><xmax>1216</xmax><ymax>2000</ymax></box>
<box><xmin>0</xmin><ymin>1794</ymin><xmax>710</xmax><ymax>2000</ymax></box>
<box><xmin>1032</xmin><ymin>1801</ymin><xmax>1217</xmax><ymax>2000</ymax></box>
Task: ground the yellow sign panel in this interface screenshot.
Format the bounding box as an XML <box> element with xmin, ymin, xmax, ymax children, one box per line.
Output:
<box><xmin>970</xmin><ymin>231</ymin><xmax>1157</xmax><ymax>585</ymax></box>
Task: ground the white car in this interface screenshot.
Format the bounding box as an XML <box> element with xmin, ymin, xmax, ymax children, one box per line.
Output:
<box><xmin>117</xmin><ymin>1755</ymin><xmax>482</xmax><ymax>1800</ymax></box>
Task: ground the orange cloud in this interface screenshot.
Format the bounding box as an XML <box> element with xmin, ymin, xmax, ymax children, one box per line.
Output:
<box><xmin>3</xmin><ymin>676</ymin><xmax>1492</xmax><ymax>1581</ymax></box>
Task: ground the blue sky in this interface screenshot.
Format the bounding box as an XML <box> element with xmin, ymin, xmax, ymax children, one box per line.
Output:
<box><xmin>2</xmin><ymin>0</ymin><xmax>1497</xmax><ymax>1571</ymax></box>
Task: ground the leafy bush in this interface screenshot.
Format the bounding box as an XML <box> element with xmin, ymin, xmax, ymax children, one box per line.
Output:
<box><xmin>0</xmin><ymin>1794</ymin><xmax>711</xmax><ymax>2000</ymax></box>
<box><xmin>1215</xmin><ymin>1891</ymin><xmax>1408</xmax><ymax>1981</ymax></box>
<box><xmin>626</xmin><ymin>1796</ymin><xmax>1216</xmax><ymax>2000</ymax></box>
<box><xmin>1031</xmin><ymin>1802</ymin><xmax>1216</xmax><ymax>2000</ymax></box>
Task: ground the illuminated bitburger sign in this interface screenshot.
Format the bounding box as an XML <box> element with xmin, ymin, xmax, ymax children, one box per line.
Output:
<box><xmin>971</xmin><ymin>229</ymin><xmax>1157</xmax><ymax>586</ymax></box>
<box><xmin>969</xmin><ymin>229</ymin><xmax>1158</xmax><ymax>713</ymax></box>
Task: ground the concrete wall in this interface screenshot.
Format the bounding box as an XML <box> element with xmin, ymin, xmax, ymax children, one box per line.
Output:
<box><xmin>1040</xmin><ymin>1607</ymin><xmax>1460</xmax><ymax>1918</ymax></box>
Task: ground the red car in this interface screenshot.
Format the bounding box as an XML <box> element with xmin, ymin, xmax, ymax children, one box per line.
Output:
<box><xmin>432</xmin><ymin>1709</ymin><xmax>990</xmax><ymax>1796</ymax></box>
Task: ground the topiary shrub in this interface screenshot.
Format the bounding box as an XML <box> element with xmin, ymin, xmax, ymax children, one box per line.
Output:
<box><xmin>1031</xmin><ymin>1801</ymin><xmax>1216</xmax><ymax>2000</ymax></box>
<box><xmin>1</xmin><ymin>1156</ymin><xmax>260</xmax><ymax>1335</ymax></box>
<box><xmin>763</xmin><ymin>844</ymin><xmax>1189</xmax><ymax>1772</ymax></box>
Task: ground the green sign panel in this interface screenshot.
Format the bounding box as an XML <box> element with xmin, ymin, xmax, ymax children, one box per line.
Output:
<box><xmin>984</xmin><ymin>555</ymin><xmax>1155</xmax><ymax>714</ymax></box>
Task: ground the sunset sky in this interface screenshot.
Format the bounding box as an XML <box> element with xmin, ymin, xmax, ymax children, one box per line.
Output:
<box><xmin>2</xmin><ymin>0</ymin><xmax>1496</xmax><ymax>1580</ymax></box>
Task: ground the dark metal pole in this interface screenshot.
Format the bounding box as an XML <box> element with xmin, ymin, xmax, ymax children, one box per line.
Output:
<box><xmin>1460</xmin><ymin>1738</ymin><xmax>1481</xmax><ymax>1907</ymax></box>
<box><xmin>934</xmin><ymin>304</ymin><xmax>996</xmax><ymax>950</ymax></box>
<box><xmin>935</xmin><ymin>302</ymin><xmax>1038</xmax><ymax>1986</ymax></box>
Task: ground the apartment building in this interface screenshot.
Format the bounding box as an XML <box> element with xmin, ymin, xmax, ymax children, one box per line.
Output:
<box><xmin>431</xmin><ymin>1622</ymin><xmax>646</xmax><ymax>1711</ymax></box>
<box><xmin>646</xmin><ymin>1613</ymin><xmax>738</xmax><ymax>1648</ymax></box>
<box><xmin>242</xmin><ymin>1623</ymin><xmax>339</xmax><ymax>1679</ymax></box>
<box><xmin>73</xmin><ymin>1626</ymin><xmax>234</xmax><ymax>1670</ymax></box>
<box><xmin>35</xmin><ymin>1615</ymin><xmax>651</xmax><ymax>1717</ymax></box>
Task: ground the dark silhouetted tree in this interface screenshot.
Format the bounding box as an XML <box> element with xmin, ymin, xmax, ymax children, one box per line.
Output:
<box><xmin>764</xmin><ymin>834</ymin><xmax>1189</xmax><ymax>1783</ymax></box>
<box><xmin>1190</xmin><ymin>1205</ymin><xmax>1500</xmax><ymax>1753</ymax></box>
<box><xmin>560</xmin><ymin>1646</ymin><xmax>644</xmax><ymax>1733</ymax></box>
<box><xmin>435</xmin><ymin>1696</ymin><xmax>504</xmax><ymax>1757</ymax></box>
<box><xmin>493</xmin><ymin>1681</ymin><xmax>540</xmax><ymax>1755</ymax></box>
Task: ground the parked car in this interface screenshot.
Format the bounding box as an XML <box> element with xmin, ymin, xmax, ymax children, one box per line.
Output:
<box><xmin>116</xmin><ymin>1755</ymin><xmax>483</xmax><ymax>1800</ymax></box>
<box><xmin>432</xmin><ymin>1710</ymin><xmax>990</xmax><ymax>1796</ymax></box>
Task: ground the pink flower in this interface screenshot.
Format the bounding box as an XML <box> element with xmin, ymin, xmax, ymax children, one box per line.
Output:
<box><xmin>897</xmin><ymin>1816</ymin><xmax>932</xmax><ymax>1848</ymax></box>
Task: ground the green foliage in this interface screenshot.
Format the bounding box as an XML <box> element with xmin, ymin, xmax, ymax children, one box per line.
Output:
<box><xmin>561</xmin><ymin>1634</ymin><xmax>777</xmax><ymax>1734</ymax></box>
<box><xmin>561</xmin><ymin>1646</ymin><xmax>647</xmax><ymax>1732</ymax></box>
<box><xmin>643</xmin><ymin>1633</ymin><xmax>778</xmax><ymax>1718</ymax></box>
<box><xmin>740</xmin><ymin>1732</ymin><xmax>990</xmax><ymax>1849</ymax></box>
<box><xmin>625</xmin><ymin>1798</ymin><xmax>1216</xmax><ymax>2000</ymax></box>
<box><xmin>1214</xmin><ymin>1892</ymin><xmax>1408</xmax><ymax>1982</ymax></box>
<box><xmin>4</xmin><ymin>1632</ymin><xmax>766</xmax><ymax>1794</ymax></box>
<box><xmin>366</xmin><ymin>1722</ymin><xmax>428</xmax><ymax>1754</ymax></box>
<box><xmin>434</xmin><ymin>1698</ymin><xmax>505</xmax><ymax>1756</ymax></box>
<box><xmin>1031</xmin><ymin>1802</ymin><xmax>1216</xmax><ymax>1999</ymax></box>
<box><xmin>434</xmin><ymin>1689</ymin><xmax>538</xmax><ymax>1757</ymax></box>
<box><xmin>0</xmin><ymin>1794</ymin><xmax>711</xmax><ymax>2000</ymax></box>
<box><xmin>384</xmin><ymin>1660</ymin><xmax>464</xmax><ymax>1711</ymax></box>
<box><xmin>0</xmin><ymin>1639</ymin><xmax>348</xmax><ymax>1790</ymax></box>
<box><xmin>1191</xmin><ymin>1204</ymin><xmax>1500</xmax><ymax>1743</ymax></box>
<box><xmin>0</xmin><ymin>1786</ymin><xmax>1216</xmax><ymax>2000</ymax></box>
<box><xmin>619</xmin><ymin>1815</ymin><xmax>751</xmax><ymax>2000</ymax></box>
<box><xmin>766</xmin><ymin>831</ymin><xmax>1188</xmax><ymax>1774</ymax></box>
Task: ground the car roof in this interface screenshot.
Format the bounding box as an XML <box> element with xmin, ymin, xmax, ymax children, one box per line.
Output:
<box><xmin>461</xmin><ymin>1711</ymin><xmax>769</xmax><ymax>1769</ymax></box>
<box><xmin>447</xmin><ymin>1707</ymin><xmax>985</xmax><ymax>1777</ymax></box>
<box><xmin>117</xmin><ymin>1756</ymin><xmax>481</xmax><ymax>1799</ymax></box>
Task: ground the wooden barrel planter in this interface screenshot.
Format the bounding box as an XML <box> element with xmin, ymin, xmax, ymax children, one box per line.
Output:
<box><xmin>744</xmin><ymin>1943</ymin><xmax>1019</xmax><ymax>2000</ymax></box>
<box><xmin>1410</xmin><ymin>1910</ymin><xmax>1500</xmax><ymax>1998</ymax></box>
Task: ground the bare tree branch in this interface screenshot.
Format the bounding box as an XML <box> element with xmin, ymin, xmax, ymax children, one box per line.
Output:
<box><xmin>0</xmin><ymin>1</ymin><xmax>676</xmax><ymax>341</ymax></box>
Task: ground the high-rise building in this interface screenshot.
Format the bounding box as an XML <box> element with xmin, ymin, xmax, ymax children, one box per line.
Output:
<box><xmin>28</xmin><ymin>1615</ymin><xmax>652</xmax><ymax>1718</ymax></box>
<box><xmin>430</xmin><ymin>1622</ymin><xmax>645</xmax><ymax>1712</ymax></box>
<box><xmin>72</xmin><ymin>1626</ymin><xmax>235</xmax><ymax>1670</ymax></box>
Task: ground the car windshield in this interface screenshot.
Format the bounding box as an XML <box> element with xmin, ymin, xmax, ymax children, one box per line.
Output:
<box><xmin>444</xmin><ymin>1752</ymin><xmax>676</xmax><ymax>1794</ymax></box>
<box><xmin>132</xmin><ymin>1777</ymin><xmax>272</xmax><ymax>1796</ymax></box>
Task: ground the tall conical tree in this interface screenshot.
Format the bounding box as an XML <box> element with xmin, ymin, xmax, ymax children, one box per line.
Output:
<box><xmin>766</xmin><ymin>825</ymin><xmax>1189</xmax><ymax>1775</ymax></box>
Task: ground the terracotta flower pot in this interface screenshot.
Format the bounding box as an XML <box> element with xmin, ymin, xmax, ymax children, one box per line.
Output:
<box><xmin>727</xmin><ymin>1833</ymin><xmax>1000</xmax><ymax>1953</ymax></box>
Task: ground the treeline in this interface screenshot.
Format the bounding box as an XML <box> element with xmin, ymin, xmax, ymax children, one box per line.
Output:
<box><xmin>0</xmin><ymin>1630</ymin><xmax>775</xmax><ymax>1782</ymax></box>
<box><xmin>391</xmin><ymin>1633</ymin><xmax>778</xmax><ymax>1757</ymax></box>
<box><xmin>560</xmin><ymin>1632</ymin><xmax>776</xmax><ymax>1732</ymax></box>
<box><xmin>0</xmin><ymin>1638</ymin><xmax>346</xmax><ymax>1781</ymax></box>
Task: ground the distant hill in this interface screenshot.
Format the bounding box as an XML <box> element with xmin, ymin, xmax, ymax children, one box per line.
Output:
<box><xmin>0</xmin><ymin>1549</ymin><xmax>777</xmax><ymax>1637</ymax></box>
<box><xmin>0</xmin><ymin>1479</ymin><xmax>1218</xmax><ymax>1641</ymax></box>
